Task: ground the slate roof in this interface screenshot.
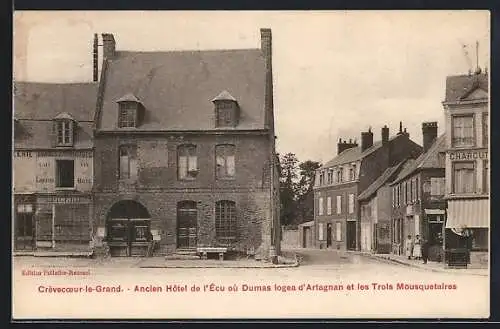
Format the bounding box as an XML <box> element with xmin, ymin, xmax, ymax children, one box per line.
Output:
<box><xmin>96</xmin><ymin>49</ymin><xmax>267</xmax><ymax>131</ymax></box>
<box><xmin>390</xmin><ymin>133</ymin><xmax>446</xmax><ymax>185</ymax></box>
<box><xmin>212</xmin><ymin>90</ymin><xmax>237</xmax><ymax>102</ymax></box>
<box><xmin>13</xmin><ymin>82</ymin><xmax>97</xmax><ymax>149</ymax></box>
<box><xmin>14</xmin><ymin>82</ymin><xmax>98</xmax><ymax>121</ymax></box>
<box><xmin>444</xmin><ymin>72</ymin><xmax>488</xmax><ymax>103</ymax></box>
<box><xmin>358</xmin><ymin>160</ymin><xmax>408</xmax><ymax>201</ymax></box>
<box><xmin>321</xmin><ymin>134</ymin><xmax>404</xmax><ymax>169</ymax></box>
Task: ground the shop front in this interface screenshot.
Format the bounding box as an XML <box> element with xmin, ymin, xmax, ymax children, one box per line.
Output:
<box><xmin>445</xmin><ymin>198</ymin><xmax>489</xmax><ymax>268</ymax></box>
<box><xmin>424</xmin><ymin>208</ymin><xmax>445</xmax><ymax>262</ymax></box>
<box><xmin>35</xmin><ymin>194</ymin><xmax>92</xmax><ymax>251</ymax></box>
<box><xmin>14</xmin><ymin>194</ymin><xmax>37</xmax><ymax>251</ymax></box>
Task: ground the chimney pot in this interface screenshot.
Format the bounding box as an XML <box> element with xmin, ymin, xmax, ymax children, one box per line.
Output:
<box><xmin>361</xmin><ymin>129</ymin><xmax>374</xmax><ymax>152</ymax></box>
<box><xmin>422</xmin><ymin>121</ymin><xmax>438</xmax><ymax>153</ymax></box>
<box><xmin>381</xmin><ymin>125</ymin><xmax>389</xmax><ymax>144</ymax></box>
<box><xmin>102</xmin><ymin>33</ymin><xmax>116</xmax><ymax>59</ymax></box>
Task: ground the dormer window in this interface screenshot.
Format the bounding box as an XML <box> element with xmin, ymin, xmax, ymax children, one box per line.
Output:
<box><xmin>212</xmin><ymin>90</ymin><xmax>240</xmax><ymax>128</ymax></box>
<box><xmin>116</xmin><ymin>93</ymin><xmax>143</xmax><ymax>128</ymax></box>
<box><xmin>54</xmin><ymin>112</ymin><xmax>75</xmax><ymax>146</ymax></box>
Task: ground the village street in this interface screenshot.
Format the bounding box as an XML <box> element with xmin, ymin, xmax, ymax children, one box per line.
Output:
<box><xmin>12</xmin><ymin>249</ymin><xmax>489</xmax><ymax>319</ymax></box>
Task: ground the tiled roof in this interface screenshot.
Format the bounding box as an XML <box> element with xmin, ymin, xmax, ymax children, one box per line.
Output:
<box><xmin>358</xmin><ymin>160</ymin><xmax>407</xmax><ymax>201</ymax></box>
<box><xmin>13</xmin><ymin>82</ymin><xmax>97</xmax><ymax>149</ymax></box>
<box><xmin>444</xmin><ymin>73</ymin><xmax>488</xmax><ymax>103</ymax></box>
<box><xmin>97</xmin><ymin>49</ymin><xmax>267</xmax><ymax>131</ymax></box>
<box><xmin>212</xmin><ymin>90</ymin><xmax>237</xmax><ymax>102</ymax></box>
<box><xmin>14</xmin><ymin>82</ymin><xmax>98</xmax><ymax>121</ymax></box>
<box><xmin>390</xmin><ymin>134</ymin><xmax>446</xmax><ymax>185</ymax></box>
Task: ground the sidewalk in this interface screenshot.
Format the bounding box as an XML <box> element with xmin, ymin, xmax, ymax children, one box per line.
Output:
<box><xmin>137</xmin><ymin>257</ymin><xmax>298</xmax><ymax>268</ymax></box>
<box><xmin>356</xmin><ymin>251</ymin><xmax>488</xmax><ymax>277</ymax></box>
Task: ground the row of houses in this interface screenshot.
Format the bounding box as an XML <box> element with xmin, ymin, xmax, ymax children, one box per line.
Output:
<box><xmin>310</xmin><ymin>70</ymin><xmax>488</xmax><ymax>268</ymax></box>
<box><xmin>13</xmin><ymin>29</ymin><xmax>281</xmax><ymax>259</ymax></box>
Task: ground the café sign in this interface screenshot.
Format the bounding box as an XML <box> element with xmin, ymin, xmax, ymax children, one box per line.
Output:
<box><xmin>449</xmin><ymin>150</ymin><xmax>488</xmax><ymax>161</ymax></box>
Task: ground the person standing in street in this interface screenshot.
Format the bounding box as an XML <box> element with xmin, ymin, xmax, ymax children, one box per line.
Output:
<box><xmin>405</xmin><ymin>235</ymin><xmax>414</xmax><ymax>260</ymax></box>
<box><xmin>413</xmin><ymin>235</ymin><xmax>422</xmax><ymax>260</ymax></box>
<box><xmin>421</xmin><ymin>238</ymin><xmax>429</xmax><ymax>264</ymax></box>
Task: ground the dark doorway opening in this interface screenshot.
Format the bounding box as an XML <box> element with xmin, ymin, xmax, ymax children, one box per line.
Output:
<box><xmin>106</xmin><ymin>200</ymin><xmax>151</xmax><ymax>257</ymax></box>
<box><xmin>347</xmin><ymin>221</ymin><xmax>356</xmax><ymax>250</ymax></box>
<box><xmin>15</xmin><ymin>203</ymin><xmax>35</xmax><ymax>250</ymax></box>
<box><xmin>326</xmin><ymin>223</ymin><xmax>332</xmax><ymax>248</ymax></box>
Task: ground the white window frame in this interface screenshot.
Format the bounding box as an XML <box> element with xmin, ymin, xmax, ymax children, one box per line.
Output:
<box><xmin>326</xmin><ymin>197</ymin><xmax>332</xmax><ymax>215</ymax></box>
<box><xmin>336</xmin><ymin>195</ymin><xmax>342</xmax><ymax>214</ymax></box>
<box><xmin>348</xmin><ymin>193</ymin><xmax>355</xmax><ymax>214</ymax></box>
<box><xmin>318</xmin><ymin>223</ymin><xmax>324</xmax><ymax>240</ymax></box>
<box><xmin>335</xmin><ymin>222</ymin><xmax>342</xmax><ymax>241</ymax></box>
<box><xmin>318</xmin><ymin>197</ymin><xmax>324</xmax><ymax>216</ymax></box>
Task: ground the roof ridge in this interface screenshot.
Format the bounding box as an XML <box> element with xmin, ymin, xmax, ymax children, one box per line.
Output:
<box><xmin>416</xmin><ymin>134</ymin><xmax>446</xmax><ymax>169</ymax></box>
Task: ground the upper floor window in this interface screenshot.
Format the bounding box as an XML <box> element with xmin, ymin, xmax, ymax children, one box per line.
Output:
<box><xmin>119</xmin><ymin>145</ymin><xmax>138</xmax><ymax>180</ymax></box>
<box><xmin>336</xmin><ymin>195</ymin><xmax>342</xmax><ymax>214</ymax></box>
<box><xmin>483</xmin><ymin>160</ymin><xmax>489</xmax><ymax>194</ymax></box>
<box><xmin>430</xmin><ymin>177</ymin><xmax>445</xmax><ymax>196</ymax></box>
<box><xmin>349</xmin><ymin>165</ymin><xmax>356</xmax><ymax>181</ymax></box>
<box><xmin>319</xmin><ymin>171</ymin><xmax>325</xmax><ymax>185</ymax></box>
<box><xmin>337</xmin><ymin>168</ymin><xmax>344</xmax><ymax>183</ymax></box>
<box><xmin>318</xmin><ymin>197</ymin><xmax>324</xmax><ymax>215</ymax></box>
<box><xmin>212</xmin><ymin>91</ymin><xmax>240</xmax><ymax>128</ymax></box>
<box><xmin>215</xmin><ymin>200</ymin><xmax>237</xmax><ymax>240</ymax></box>
<box><xmin>178</xmin><ymin>144</ymin><xmax>198</xmax><ymax>180</ymax></box>
<box><xmin>452</xmin><ymin>115</ymin><xmax>474</xmax><ymax>148</ymax></box>
<box><xmin>327</xmin><ymin>170</ymin><xmax>333</xmax><ymax>184</ymax></box>
<box><xmin>216</xmin><ymin>144</ymin><xmax>235</xmax><ymax>179</ymax></box>
<box><xmin>118</xmin><ymin>102</ymin><xmax>138</xmax><ymax>128</ymax></box>
<box><xmin>56</xmin><ymin>159</ymin><xmax>74</xmax><ymax>188</ymax></box>
<box><xmin>483</xmin><ymin>113</ymin><xmax>488</xmax><ymax>147</ymax></box>
<box><xmin>348</xmin><ymin>193</ymin><xmax>355</xmax><ymax>214</ymax></box>
<box><xmin>54</xmin><ymin>112</ymin><xmax>75</xmax><ymax>146</ymax></box>
<box><xmin>453</xmin><ymin>161</ymin><xmax>475</xmax><ymax>194</ymax></box>
<box><xmin>326</xmin><ymin>196</ymin><xmax>332</xmax><ymax>215</ymax></box>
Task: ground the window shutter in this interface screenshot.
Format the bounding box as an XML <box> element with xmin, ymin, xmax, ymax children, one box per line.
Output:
<box><xmin>50</xmin><ymin>121</ymin><xmax>58</xmax><ymax>147</ymax></box>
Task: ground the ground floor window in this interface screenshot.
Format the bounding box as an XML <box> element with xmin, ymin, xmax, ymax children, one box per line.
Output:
<box><xmin>335</xmin><ymin>222</ymin><xmax>342</xmax><ymax>241</ymax></box>
<box><xmin>471</xmin><ymin>228</ymin><xmax>488</xmax><ymax>251</ymax></box>
<box><xmin>215</xmin><ymin>200</ymin><xmax>237</xmax><ymax>240</ymax></box>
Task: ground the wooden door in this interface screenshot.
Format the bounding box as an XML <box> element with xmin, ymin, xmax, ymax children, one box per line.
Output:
<box><xmin>15</xmin><ymin>206</ymin><xmax>35</xmax><ymax>250</ymax></box>
<box><xmin>347</xmin><ymin>221</ymin><xmax>356</xmax><ymax>250</ymax></box>
<box><xmin>177</xmin><ymin>201</ymin><xmax>197</xmax><ymax>249</ymax></box>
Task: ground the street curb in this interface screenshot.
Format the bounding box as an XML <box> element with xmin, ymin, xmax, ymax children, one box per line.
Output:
<box><xmin>355</xmin><ymin>252</ymin><xmax>488</xmax><ymax>277</ymax></box>
<box><xmin>138</xmin><ymin>263</ymin><xmax>299</xmax><ymax>269</ymax></box>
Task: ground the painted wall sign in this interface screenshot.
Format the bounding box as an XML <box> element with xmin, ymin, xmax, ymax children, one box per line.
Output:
<box><xmin>37</xmin><ymin>150</ymin><xmax>93</xmax><ymax>158</ymax></box>
<box><xmin>449</xmin><ymin>150</ymin><xmax>488</xmax><ymax>161</ymax></box>
<box><xmin>14</xmin><ymin>151</ymin><xmax>33</xmax><ymax>157</ymax></box>
<box><xmin>40</xmin><ymin>196</ymin><xmax>91</xmax><ymax>204</ymax></box>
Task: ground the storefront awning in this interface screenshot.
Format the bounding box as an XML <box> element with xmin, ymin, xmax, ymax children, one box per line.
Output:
<box><xmin>446</xmin><ymin>199</ymin><xmax>489</xmax><ymax>229</ymax></box>
<box><xmin>425</xmin><ymin>209</ymin><xmax>445</xmax><ymax>215</ymax></box>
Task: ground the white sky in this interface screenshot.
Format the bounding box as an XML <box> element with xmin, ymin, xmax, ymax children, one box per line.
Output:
<box><xmin>13</xmin><ymin>11</ymin><xmax>490</xmax><ymax>164</ymax></box>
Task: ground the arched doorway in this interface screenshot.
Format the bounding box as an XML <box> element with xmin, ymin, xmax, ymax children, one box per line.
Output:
<box><xmin>106</xmin><ymin>200</ymin><xmax>151</xmax><ymax>257</ymax></box>
<box><xmin>177</xmin><ymin>201</ymin><xmax>198</xmax><ymax>249</ymax></box>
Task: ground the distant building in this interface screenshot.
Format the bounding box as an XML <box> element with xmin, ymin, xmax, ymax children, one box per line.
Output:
<box><xmin>13</xmin><ymin>82</ymin><xmax>97</xmax><ymax>252</ymax></box>
<box><xmin>442</xmin><ymin>71</ymin><xmax>488</xmax><ymax>268</ymax></box>
<box><xmin>91</xmin><ymin>30</ymin><xmax>280</xmax><ymax>258</ymax></box>
<box><xmin>358</xmin><ymin>160</ymin><xmax>408</xmax><ymax>254</ymax></box>
<box><xmin>313</xmin><ymin>124</ymin><xmax>422</xmax><ymax>250</ymax></box>
<box><xmin>389</xmin><ymin>123</ymin><xmax>447</xmax><ymax>261</ymax></box>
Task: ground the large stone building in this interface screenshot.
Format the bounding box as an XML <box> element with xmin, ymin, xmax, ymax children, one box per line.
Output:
<box><xmin>91</xmin><ymin>30</ymin><xmax>280</xmax><ymax>258</ymax></box>
<box><xmin>389</xmin><ymin>123</ymin><xmax>447</xmax><ymax>261</ymax></box>
<box><xmin>313</xmin><ymin>124</ymin><xmax>422</xmax><ymax>250</ymax></box>
<box><xmin>442</xmin><ymin>71</ymin><xmax>488</xmax><ymax>268</ymax></box>
<box><xmin>13</xmin><ymin>82</ymin><xmax>97</xmax><ymax>253</ymax></box>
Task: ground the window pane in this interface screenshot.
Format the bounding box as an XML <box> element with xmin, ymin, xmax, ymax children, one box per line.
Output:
<box><xmin>336</xmin><ymin>222</ymin><xmax>341</xmax><ymax>241</ymax></box>
<box><xmin>215</xmin><ymin>201</ymin><xmax>237</xmax><ymax>239</ymax></box>
<box><xmin>453</xmin><ymin>116</ymin><xmax>474</xmax><ymax>147</ymax></box>
<box><xmin>178</xmin><ymin>156</ymin><xmax>187</xmax><ymax>179</ymax></box>
<box><xmin>226</xmin><ymin>155</ymin><xmax>235</xmax><ymax>177</ymax></box>
<box><xmin>188</xmin><ymin>156</ymin><xmax>197</xmax><ymax>171</ymax></box>
<box><xmin>120</xmin><ymin>155</ymin><xmax>129</xmax><ymax>179</ymax></box>
<box><xmin>129</xmin><ymin>157</ymin><xmax>138</xmax><ymax>180</ymax></box>
<box><xmin>453</xmin><ymin>162</ymin><xmax>475</xmax><ymax>193</ymax></box>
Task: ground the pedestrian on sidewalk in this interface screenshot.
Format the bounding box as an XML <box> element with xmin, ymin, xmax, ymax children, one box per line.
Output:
<box><xmin>421</xmin><ymin>238</ymin><xmax>429</xmax><ymax>264</ymax></box>
<box><xmin>413</xmin><ymin>235</ymin><xmax>422</xmax><ymax>260</ymax></box>
<box><xmin>405</xmin><ymin>235</ymin><xmax>414</xmax><ymax>260</ymax></box>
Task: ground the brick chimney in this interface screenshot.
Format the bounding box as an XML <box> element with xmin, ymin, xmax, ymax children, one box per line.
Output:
<box><xmin>102</xmin><ymin>33</ymin><xmax>116</xmax><ymax>59</ymax></box>
<box><xmin>337</xmin><ymin>138</ymin><xmax>358</xmax><ymax>155</ymax></box>
<box><xmin>93</xmin><ymin>34</ymin><xmax>98</xmax><ymax>82</ymax></box>
<box><xmin>261</xmin><ymin>29</ymin><xmax>273</xmax><ymax>127</ymax></box>
<box><xmin>361</xmin><ymin>128</ymin><xmax>374</xmax><ymax>152</ymax></box>
<box><xmin>422</xmin><ymin>121</ymin><xmax>438</xmax><ymax>153</ymax></box>
<box><xmin>381</xmin><ymin>125</ymin><xmax>389</xmax><ymax>144</ymax></box>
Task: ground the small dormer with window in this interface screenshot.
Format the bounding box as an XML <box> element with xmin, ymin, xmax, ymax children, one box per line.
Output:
<box><xmin>116</xmin><ymin>93</ymin><xmax>145</xmax><ymax>128</ymax></box>
<box><xmin>54</xmin><ymin>112</ymin><xmax>76</xmax><ymax>147</ymax></box>
<box><xmin>212</xmin><ymin>90</ymin><xmax>240</xmax><ymax>128</ymax></box>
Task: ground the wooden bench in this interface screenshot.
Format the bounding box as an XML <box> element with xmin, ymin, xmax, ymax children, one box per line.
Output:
<box><xmin>197</xmin><ymin>247</ymin><xmax>228</xmax><ymax>261</ymax></box>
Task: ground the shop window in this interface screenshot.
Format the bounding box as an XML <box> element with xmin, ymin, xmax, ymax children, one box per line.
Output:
<box><xmin>178</xmin><ymin>144</ymin><xmax>198</xmax><ymax>180</ymax></box>
<box><xmin>119</xmin><ymin>145</ymin><xmax>138</xmax><ymax>180</ymax></box>
<box><xmin>453</xmin><ymin>162</ymin><xmax>475</xmax><ymax>194</ymax></box>
<box><xmin>336</xmin><ymin>195</ymin><xmax>342</xmax><ymax>214</ymax></box>
<box><xmin>335</xmin><ymin>222</ymin><xmax>342</xmax><ymax>241</ymax></box>
<box><xmin>216</xmin><ymin>144</ymin><xmax>236</xmax><ymax>179</ymax></box>
<box><xmin>55</xmin><ymin>160</ymin><xmax>74</xmax><ymax>188</ymax></box>
<box><xmin>471</xmin><ymin>228</ymin><xmax>488</xmax><ymax>251</ymax></box>
<box><xmin>318</xmin><ymin>197</ymin><xmax>324</xmax><ymax>215</ymax></box>
<box><xmin>326</xmin><ymin>196</ymin><xmax>332</xmax><ymax>215</ymax></box>
<box><xmin>215</xmin><ymin>200</ymin><xmax>237</xmax><ymax>239</ymax></box>
<box><xmin>452</xmin><ymin>115</ymin><xmax>474</xmax><ymax>148</ymax></box>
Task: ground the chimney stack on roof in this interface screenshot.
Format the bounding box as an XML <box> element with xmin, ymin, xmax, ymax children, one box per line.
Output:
<box><xmin>93</xmin><ymin>34</ymin><xmax>99</xmax><ymax>82</ymax></box>
<box><xmin>381</xmin><ymin>125</ymin><xmax>389</xmax><ymax>144</ymax></box>
<box><xmin>337</xmin><ymin>137</ymin><xmax>358</xmax><ymax>155</ymax></box>
<box><xmin>361</xmin><ymin>127</ymin><xmax>374</xmax><ymax>152</ymax></box>
<box><xmin>102</xmin><ymin>33</ymin><xmax>116</xmax><ymax>59</ymax></box>
<box><xmin>422</xmin><ymin>121</ymin><xmax>438</xmax><ymax>153</ymax></box>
